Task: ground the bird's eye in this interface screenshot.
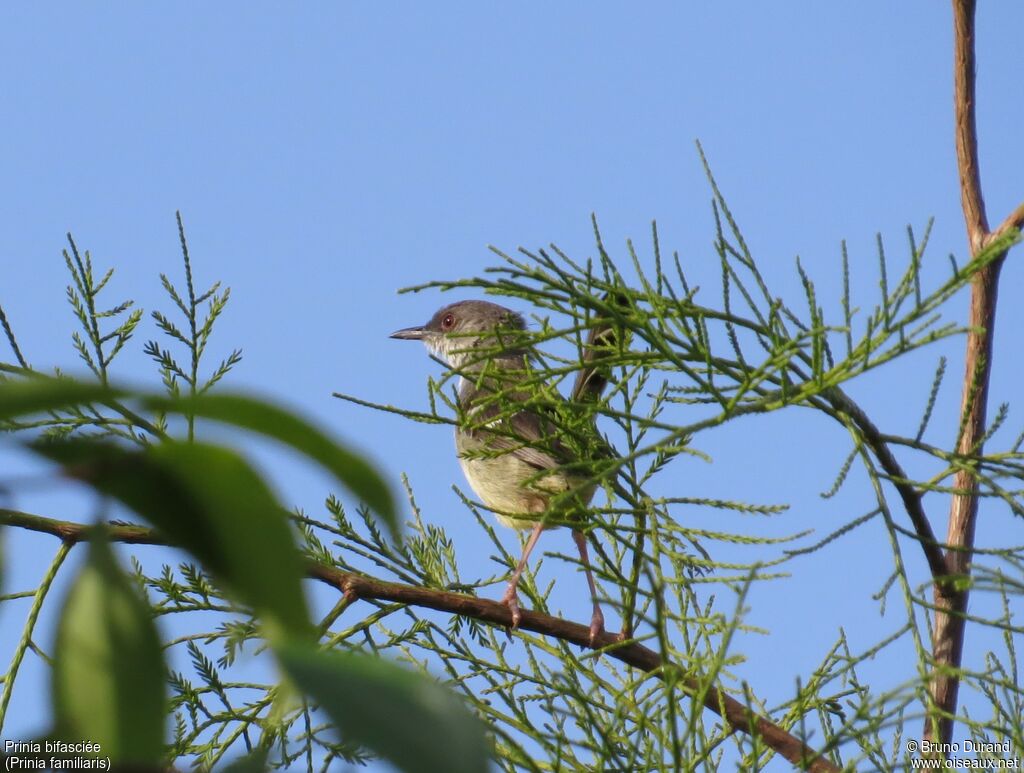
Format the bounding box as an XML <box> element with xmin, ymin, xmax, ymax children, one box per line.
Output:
<box><xmin>441</xmin><ymin>313</ymin><xmax>454</xmax><ymax>329</ymax></box>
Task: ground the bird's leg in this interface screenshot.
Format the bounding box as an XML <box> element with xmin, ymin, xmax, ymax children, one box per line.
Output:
<box><xmin>501</xmin><ymin>521</ymin><xmax>545</xmax><ymax>630</ymax></box>
<box><xmin>571</xmin><ymin>529</ymin><xmax>606</xmax><ymax>647</ymax></box>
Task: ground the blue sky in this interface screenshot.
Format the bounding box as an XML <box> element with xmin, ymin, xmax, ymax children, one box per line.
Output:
<box><xmin>1</xmin><ymin>2</ymin><xmax>1022</xmax><ymax>768</ymax></box>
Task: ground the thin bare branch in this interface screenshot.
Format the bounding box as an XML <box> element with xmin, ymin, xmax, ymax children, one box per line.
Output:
<box><xmin>927</xmin><ymin>0</ymin><xmax>1018</xmax><ymax>748</ymax></box>
<box><xmin>951</xmin><ymin>0</ymin><xmax>988</xmax><ymax>251</ymax></box>
<box><xmin>825</xmin><ymin>388</ymin><xmax>947</xmax><ymax>580</ymax></box>
<box><xmin>989</xmin><ymin>201</ymin><xmax>1024</xmax><ymax>245</ymax></box>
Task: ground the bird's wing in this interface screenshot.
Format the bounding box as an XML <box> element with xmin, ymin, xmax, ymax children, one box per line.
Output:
<box><xmin>461</xmin><ymin>385</ymin><xmax>569</xmax><ymax>472</ymax></box>
<box><xmin>498</xmin><ymin>409</ymin><xmax>567</xmax><ymax>471</ymax></box>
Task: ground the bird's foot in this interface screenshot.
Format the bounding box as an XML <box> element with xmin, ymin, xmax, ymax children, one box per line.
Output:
<box><xmin>586</xmin><ymin>616</ymin><xmax>634</xmax><ymax>649</ymax></box>
<box><xmin>588</xmin><ymin>607</ymin><xmax>606</xmax><ymax>648</ymax></box>
<box><xmin>500</xmin><ymin>586</ymin><xmax>523</xmax><ymax>633</ymax></box>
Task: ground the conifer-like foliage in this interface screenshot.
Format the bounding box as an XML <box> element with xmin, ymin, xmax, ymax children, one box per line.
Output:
<box><xmin>336</xmin><ymin>163</ymin><xmax>1022</xmax><ymax>769</ymax></box>
<box><xmin>0</xmin><ymin>216</ymin><xmax>484</xmax><ymax>773</ymax></box>
<box><xmin>0</xmin><ymin>172</ymin><xmax>1020</xmax><ymax>771</ymax></box>
<box><xmin>1</xmin><ymin>5</ymin><xmax>1022</xmax><ymax>771</ymax></box>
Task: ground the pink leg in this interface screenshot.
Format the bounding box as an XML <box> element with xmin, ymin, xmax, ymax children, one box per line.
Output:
<box><xmin>572</xmin><ymin>529</ymin><xmax>606</xmax><ymax>646</ymax></box>
<box><xmin>501</xmin><ymin>522</ymin><xmax>545</xmax><ymax>629</ymax></box>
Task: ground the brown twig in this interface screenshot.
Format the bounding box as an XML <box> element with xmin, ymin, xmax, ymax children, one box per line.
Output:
<box><xmin>927</xmin><ymin>0</ymin><xmax>1017</xmax><ymax>747</ymax></box>
<box><xmin>307</xmin><ymin>563</ymin><xmax>840</xmax><ymax>771</ymax></box>
<box><xmin>0</xmin><ymin>508</ymin><xmax>163</xmax><ymax>544</ymax></box>
<box><xmin>0</xmin><ymin>508</ymin><xmax>840</xmax><ymax>773</ymax></box>
<box><xmin>989</xmin><ymin>201</ymin><xmax>1024</xmax><ymax>245</ymax></box>
<box><xmin>824</xmin><ymin>389</ymin><xmax>947</xmax><ymax>580</ymax></box>
<box><xmin>952</xmin><ymin>0</ymin><xmax>988</xmax><ymax>252</ymax></box>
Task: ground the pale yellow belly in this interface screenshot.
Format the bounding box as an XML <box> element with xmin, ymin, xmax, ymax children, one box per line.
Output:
<box><xmin>457</xmin><ymin>453</ymin><xmax>594</xmax><ymax>531</ymax></box>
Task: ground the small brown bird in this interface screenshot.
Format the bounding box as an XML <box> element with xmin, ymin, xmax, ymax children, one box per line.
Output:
<box><xmin>391</xmin><ymin>300</ymin><xmax>616</xmax><ymax>644</ymax></box>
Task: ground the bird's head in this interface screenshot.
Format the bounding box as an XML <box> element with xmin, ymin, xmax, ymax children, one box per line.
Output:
<box><xmin>390</xmin><ymin>300</ymin><xmax>528</xmax><ymax>370</ymax></box>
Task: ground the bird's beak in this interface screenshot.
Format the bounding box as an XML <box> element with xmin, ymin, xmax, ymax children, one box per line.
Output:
<box><xmin>390</xmin><ymin>326</ymin><xmax>425</xmax><ymax>341</ymax></box>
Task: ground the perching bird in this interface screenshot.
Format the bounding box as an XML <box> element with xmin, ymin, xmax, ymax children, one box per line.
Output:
<box><xmin>391</xmin><ymin>299</ymin><xmax>618</xmax><ymax>645</ymax></box>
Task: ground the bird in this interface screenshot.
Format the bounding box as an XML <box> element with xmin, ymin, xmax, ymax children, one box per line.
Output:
<box><xmin>391</xmin><ymin>299</ymin><xmax>618</xmax><ymax>645</ymax></box>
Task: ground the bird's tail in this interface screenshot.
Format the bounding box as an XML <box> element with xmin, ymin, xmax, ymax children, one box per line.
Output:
<box><xmin>570</xmin><ymin>292</ymin><xmax>629</xmax><ymax>403</ymax></box>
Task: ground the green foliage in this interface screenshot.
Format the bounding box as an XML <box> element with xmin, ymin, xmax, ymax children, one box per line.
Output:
<box><xmin>31</xmin><ymin>435</ymin><xmax>313</xmax><ymax>640</ymax></box>
<box><xmin>278</xmin><ymin>643</ymin><xmax>491</xmax><ymax>773</ymax></box>
<box><xmin>339</xmin><ymin>172</ymin><xmax>1024</xmax><ymax>768</ymax></box>
<box><xmin>1</xmin><ymin>186</ymin><xmax>1022</xmax><ymax>771</ymax></box>
<box><xmin>0</xmin><ymin>223</ymin><xmax>488</xmax><ymax>773</ymax></box>
<box><xmin>52</xmin><ymin>537</ymin><xmax>166</xmax><ymax>764</ymax></box>
<box><xmin>145</xmin><ymin>212</ymin><xmax>242</xmax><ymax>411</ymax></box>
<box><xmin>63</xmin><ymin>233</ymin><xmax>143</xmax><ymax>387</ymax></box>
<box><xmin>143</xmin><ymin>392</ymin><xmax>398</xmax><ymax>538</ymax></box>
<box><xmin>0</xmin><ymin>378</ymin><xmax>125</xmax><ymax>421</ymax></box>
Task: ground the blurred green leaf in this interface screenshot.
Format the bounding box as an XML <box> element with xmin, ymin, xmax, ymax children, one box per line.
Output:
<box><xmin>0</xmin><ymin>377</ymin><xmax>397</xmax><ymax>538</ymax></box>
<box><xmin>32</xmin><ymin>437</ymin><xmax>311</xmax><ymax>639</ymax></box>
<box><xmin>145</xmin><ymin>393</ymin><xmax>399</xmax><ymax>539</ymax></box>
<box><xmin>52</xmin><ymin>537</ymin><xmax>165</xmax><ymax>764</ymax></box>
<box><xmin>219</xmin><ymin>749</ymin><xmax>269</xmax><ymax>773</ymax></box>
<box><xmin>278</xmin><ymin>643</ymin><xmax>490</xmax><ymax>773</ymax></box>
<box><xmin>0</xmin><ymin>377</ymin><xmax>122</xmax><ymax>418</ymax></box>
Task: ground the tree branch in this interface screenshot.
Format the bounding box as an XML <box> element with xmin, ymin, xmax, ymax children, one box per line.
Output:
<box><xmin>989</xmin><ymin>200</ymin><xmax>1024</xmax><ymax>245</ymax></box>
<box><xmin>824</xmin><ymin>388</ymin><xmax>948</xmax><ymax>580</ymax></box>
<box><xmin>0</xmin><ymin>508</ymin><xmax>840</xmax><ymax>773</ymax></box>
<box><xmin>927</xmin><ymin>0</ymin><xmax>1016</xmax><ymax>747</ymax></box>
<box><xmin>307</xmin><ymin>564</ymin><xmax>841</xmax><ymax>771</ymax></box>
<box><xmin>952</xmin><ymin>0</ymin><xmax>988</xmax><ymax>252</ymax></box>
<box><xmin>0</xmin><ymin>508</ymin><xmax>162</xmax><ymax>545</ymax></box>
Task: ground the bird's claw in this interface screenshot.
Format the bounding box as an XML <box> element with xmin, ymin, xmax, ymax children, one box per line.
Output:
<box><xmin>500</xmin><ymin>588</ymin><xmax>523</xmax><ymax>634</ymax></box>
<box><xmin>586</xmin><ymin>616</ymin><xmax>634</xmax><ymax>649</ymax></box>
<box><xmin>587</xmin><ymin>608</ymin><xmax>606</xmax><ymax>648</ymax></box>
